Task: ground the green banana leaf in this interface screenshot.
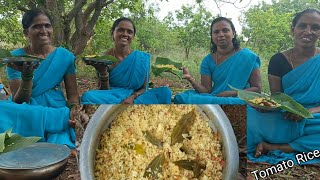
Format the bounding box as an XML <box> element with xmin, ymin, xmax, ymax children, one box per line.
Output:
<box><xmin>152</xmin><ymin>57</ymin><xmax>183</xmax><ymax>79</ymax></box>
<box><xmin>0</xmin><ymin>128</ymin><xmax>41</xmax><ymax>154</ymax></box>
<box><xmin>82</xmin><ymin>55</ymin><xmax>118</xmax><ymax>65</ymax></box>
<box><xmin>230</xmin><ymin>86</ymin><xmax>313</xmax><ymax>118</ymax></box>
<box><xmin>154</xmin><ymin>57</ymin><xmax>182</xmax><ymax>68</ymax></box>
<box><xmin>272</xmin><ymin>93</ymin><xmax>313</xmax><ymax>118</ymax></box>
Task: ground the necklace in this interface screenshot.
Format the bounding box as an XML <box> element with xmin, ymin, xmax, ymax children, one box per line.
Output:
<box><xmin>214</xmin><ymin>48</ymin><xmax>235</xmax><ymax>65</ymax></box>
<box><xmin>26</xmin><ymin>45</ymin><xmax>51</xmax><ymax>59</ymax></box>
<box><xmin>112</xmin><ymin>48</ymin><xmax>131</xmax><ymax>62</ymax></box>
<box><xmin>288</xmin><ymin>48</ymin><xmax>317</xmax><ymax>69</ymax></box>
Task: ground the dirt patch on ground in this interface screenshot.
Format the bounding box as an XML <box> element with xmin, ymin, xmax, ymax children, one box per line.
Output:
<box><xmin>221</xmin><ymin>105</ymin><xmax>247</xmax><ymax>180</ymax></box>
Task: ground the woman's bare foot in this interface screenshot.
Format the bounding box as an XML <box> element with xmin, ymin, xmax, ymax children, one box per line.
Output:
<box><xmin>254</xmin><ymin>142</ymin><xmax>272</xmax><ymax>158</ymax></box>
<box><xmin>254</xmin><ymin>142</ymin><xmax>295</xmax><ymax>158</ymax></box>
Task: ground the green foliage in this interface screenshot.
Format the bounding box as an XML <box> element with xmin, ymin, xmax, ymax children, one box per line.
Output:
<box><xmin>241</xmin><ymin>8</ymin><xmax>293</xmax><ymax>60</ymax></box>
<box><xmin>241</xmin><ymin>0</ymin><xmax>320</xmax><ymax>60</ymax></box>
<box><xmin>165</xmin><ymin>4</ymin><xmax>213</xmax><ymax>59</ymax></box>
<box><xmin>135</xmin><ymin>16</ymin><xmax>178</xmax><ymax>53</ymax></box>
<box><xmin>0</xmin><ymin>128</ymin><xmax>41</xmax><ymax>154</ymax></box>
<box><xmin>241</xmin><ymin>0</ymin><xmax>320</xmax><ymax>92</ymax></box>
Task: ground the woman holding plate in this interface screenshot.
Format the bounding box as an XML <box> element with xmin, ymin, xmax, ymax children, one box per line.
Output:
<box><xmin>1</xmin><ymin>8</ymin><xmax>78</xmax><ymax>148</ymax></box>
<box><xmin>173</xmin><ymin>17</ymin><xmax>261</xmax><ymax>104</ymax></box>
<box><xmin>247</xmin><ymin>9</ymin><xmax>320</xmax><ymax>164</ymax></box>
<box><xmin>81</xmin><ymin>17</ymin><xmax>172</xmax><ymax>104</ymax></box>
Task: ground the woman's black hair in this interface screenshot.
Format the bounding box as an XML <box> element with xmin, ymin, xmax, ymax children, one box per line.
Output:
<box><xmin>210</xmin><ymin>17</ymin><xmax>240</xmax><ymax>53</ymax></box>
<box><xmin>110</xmin><ymin>17</ymin><xmax>136</xmax><ymax>37</ymax></box>
<box><xmin>291</xmin><ymin>8</ymin><xmax>320</xmax><ymax>30</ymax></box>
<box><xmin>22</xmin><ymin>8</ymin><xmax>53</xmax><ymax>30</ymax></box>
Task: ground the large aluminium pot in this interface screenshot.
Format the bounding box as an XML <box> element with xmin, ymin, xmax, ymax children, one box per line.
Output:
<box><xmin>80</xmin><ymin>105</ymin><xmax>239</xmax><ymax>180</ymax></box>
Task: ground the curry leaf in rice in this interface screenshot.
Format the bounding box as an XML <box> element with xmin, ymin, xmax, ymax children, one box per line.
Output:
<box><xmin>171</xmin><ymin>109</ymin><xmax>196</xmax><ymax>145</ymax></box>
<box><xmin>173</xmin><ymin>159</ymin><xmax>206</xmax><ymax>177</ymax></box>
<box><xmin>143</xmin><ymin>153</ymin><xmax>165</xmax><ymax>179</ymax></box>
<box><xmin>143</xmin><ymin>131</ymin><xmax>163</xmax><ymax>148</ymax></box>
<box><xmin>193</xmin><ymin>160</ymin><xmax>206</xmax><ymax>178</ymax></box>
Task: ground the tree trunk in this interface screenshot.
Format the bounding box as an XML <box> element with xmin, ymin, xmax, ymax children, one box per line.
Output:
<box><xmin>185</xmin><ymin>47</ymin><xmax>190</xmax><ymax>59</ymax></box>
<box><xmin>45</xmin><ymin>0</ymin><xmax>65</xmax><ymax>46</ymax></box>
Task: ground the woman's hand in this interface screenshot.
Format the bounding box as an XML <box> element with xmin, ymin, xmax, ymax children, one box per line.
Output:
<box><xmin>182</xmin><ymin>67</ymin><xmax>192</xmax><ymax>80</ymax></box>
<box><xmin>122</xmin><ymin>95</ymin><xmax>135</xmax><ymax>104</ymax></box>
<box><xmin>308</xmin><ymin>107</ymin><xmax>320</xmax><ymax>114</ymax></box>
<box><xmin>7</xmin><ymin>62</ymin><xmax>38</xmax><ymax>77</ymax></box>
<box><xmin>284</xmin><ymin>112</ymin><xmax>303</xmax><ymax>121</ymax></box>
<box><xmin>84</xmin><ymin>60</ymin><xmax>108</xmax><ymax>73</ymax></box>
<box><xmin>68</xmin><ymin>105</ymin><xmax>79</xmax><ymax>128</ymax></box>
<box><xmin>216</xmin><ymin>90</ymin><xmax>236</xmax><ymax>97</ymax></box>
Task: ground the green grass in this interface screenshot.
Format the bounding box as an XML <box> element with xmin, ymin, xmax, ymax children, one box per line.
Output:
<box><xmin>76</xmin><ymin>59</ymin><xmax>98</xmax><ymax>80</ymax></box>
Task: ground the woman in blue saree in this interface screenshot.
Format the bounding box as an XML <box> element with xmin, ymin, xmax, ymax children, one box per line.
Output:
<box><xmin>81</xmin><ymin>17</ymin><xmax>171</xmax><ymax>104</ymax></box>
<box><xmin>247</xmin><ymin>9</ymin><xmax>320</xmax><ymax>165</ymax></box>
<box><xmin>174</xmin><ymin>17</ymin><xmax>261</xmax><ymax>104</ymax></box>
<box><xmin>1</xmin><ymin>8</ymin><xmax>79</xmax><ymax>148</ymax></box>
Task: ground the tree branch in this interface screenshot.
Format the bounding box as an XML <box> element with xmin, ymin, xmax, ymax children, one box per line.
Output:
<box><xmin>75</xmin><ymin>10</ymin><xmax>84</xmax><ymax>34</ymax></box>
<box><xmin>213</xmin><ymin>0</ymin><xmax>222</xmax><ymax>15</ymax></box>
<box><xmin>86</xmin><ymin>0</ymin><xmax>103</xmax><ymax>32</ymax></box>
<box><xmin>70</xmin><ymin>0</ymin><xmax>115</xmax><ymax>55</ymax></box>
<box><xmin>66</xmin><ymin>0</ymin><xmax>87</xmax><ymax>20</ymax></box>
<box><xmin>215</xmin><ymin>0</ymin><xmax>253</xmax><ymax>9</ymax></box>
<box><xmin>82</xmin><ymin>2</ymin><xmax>96</xmax><ymax>24</ymax></box>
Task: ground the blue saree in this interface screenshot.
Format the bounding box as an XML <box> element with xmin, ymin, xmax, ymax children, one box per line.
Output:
<box><xmin>81</xmin><ymin>50</ymin><xmax>172</xmax><ymax>104</ymax></box>
<box><xmin>247</xmin><ymin>54</ymin><xmax>320</xmax><ymax>164</ymax></box>
<box><xmin>2</xmin><ymin>47</ymin><xmax>76</xmax><ymax>148</ymax></box>
<box><xmin>174</xmin><ymin>48</ymin><xmax>260</xmax><ymax>104</ymax></box>
<box><xmin>0</xmin><ymin>101</ymin><xmax>74</xmax><ymax>147</ymax></box>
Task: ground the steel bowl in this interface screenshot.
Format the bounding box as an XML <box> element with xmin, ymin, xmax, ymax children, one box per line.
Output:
<box><xmin>80</xmin><ymin>105</ymin><xmax>239</xmax><ymax>180</ymax></box>
<box><xmin>0</xmin><ymin>143</ymin><xmax>70</xmax><ymax>180</ymax></box>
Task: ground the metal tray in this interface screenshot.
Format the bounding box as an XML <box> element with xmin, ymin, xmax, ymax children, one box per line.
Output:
<box><xmin>0</xmin><ymin>143</ymin><xmax>70</xmax><ymax>180</ymax></box>
<box><xmin>82</xmin><ymin>57</ymin><xmax>115</xmax><ymax>65</ymax></box>
<box><xmin>1</xmin><ymin>57</ymin><xmax>41</xmax><ymax>66</ymax></box>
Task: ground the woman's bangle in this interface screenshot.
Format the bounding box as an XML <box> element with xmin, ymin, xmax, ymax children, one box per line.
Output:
<box><xmin>67</xmin><ymin>103</ymin><xmax>79</xmax><ymax>109</ymax></box>
<box><xmin>21</xmin><ymin>74</ymin><xmax>34</xmax><ymax>81</ymax></box>
<box><xmin>98</xmin><ymin>71</ymin><xmax>109</xmax><ymax>81</ymax></box>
